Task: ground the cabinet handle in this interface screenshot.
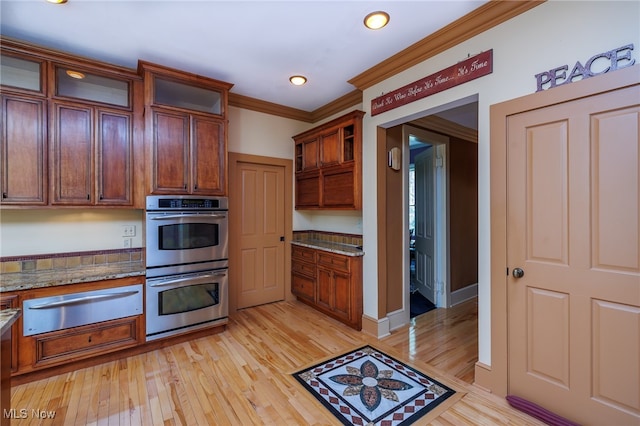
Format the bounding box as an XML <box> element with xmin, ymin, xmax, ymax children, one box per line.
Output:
<box><xmin>27</xmin><ymin>290</ymin><xmax>140</xmax><ymax>309</ymax></box>
<box><xmin>194</xmin><ymin>184</ymin><xmax>198</xmax><ymax>190</ymax></box>
<box><xmin>99</xmin><ymin>194</ymin><xmax>103</xmax><ymax>200</ymax></box>
<box><xmin>184</xmin><ymin>185</ymin><xmax>187</xmax><ymax>190</ymax></box>
<box><xmin>87</xmin><ymin>194</ymin><xmax>90</xmax><ymax>200</ymax></box>
<box><xmin>2</xmin><ymin>192</ymin><xmax>6</xmax><ymax>198</ymax></box>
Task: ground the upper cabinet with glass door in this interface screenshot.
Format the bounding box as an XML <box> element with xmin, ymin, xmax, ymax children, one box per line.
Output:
<box><xmin>1</xmin><ymin>53</ymin><xmax>48</xmax><ymax>205</ymax></box>
<box><xmin>1</xmin><ymin>37</ymin><xmax>144</xmax><ymax>208</ymax></box>
<box><xmin>54</xmin><ymin>65</ymin><xmax>131</xmax><ymax>108</ymax></box>
<box><xmin>139</xmin><ymin>61</ymin><xmax>233</xmax><ymax>196</ymax></box>
<box><xmin>50</xmin><ymin>64</ymin><xmax>137</xmax><ymax>206</ymax></box>
<box><xmin>0</xmin><ymin>53</ymin><xmax>45</xmax><ymax>94</ymax></box>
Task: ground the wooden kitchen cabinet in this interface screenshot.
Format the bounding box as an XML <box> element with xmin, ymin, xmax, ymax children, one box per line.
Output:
<box><xmin>33</xmin><ymin>316</ymin><xmax>139</xmax><ymax>367</ymax></box>
<box><xmin>0</xmin><ymin>39</ymin><xmax>144</xmax><ymax>208</ymax></box>
<box><xmin>140</xmin><ymin>61</ymin><xmax>232</xmax><ymax>196</ymax></box>
<box><xmin>149</xmin><ymin>107</ymin><xmax>226</xmax><ymax>194</ymax></box>
<box><xmin>0</xmin><ymin>94</ymin><xmax>48</xmax><ymax>205</ymax></box>
<box><xmin>51</xmin><ymin>102</ymin><xmax>133</xmax><ymax>205</ymax></box>
<box><xmin>291</xmin><ymin>245</ymin><xmax>362</xmax><ymax>330</ymax></box>
<box><xmin>0</xmin><ymin>295</ymin><xmax>19</xmax><ymax>373</ymax></box>
<box><xmin>9</xmin><ymin>276</ymin><xmax>144</xmax><ymax>377</ymax></box>
<box><xmin>291</xmin><ymin>245</ymin><xmax>316</xmax><ymax>302</ymax></box>
<box><xmin>293</xmin><ymin>110</ymin><xmax>364</xmax><ymax>210</ymax></box>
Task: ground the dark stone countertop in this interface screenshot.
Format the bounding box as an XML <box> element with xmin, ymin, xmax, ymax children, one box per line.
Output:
<box><xmin>290</xmin><ymin>239</ymin><xmax>364</xmax><ymax>257</ymax></box>
<box><xmin>0</xmin><ymin>261</ymin><xmax>145</xmax><ymax>292</ymax></box>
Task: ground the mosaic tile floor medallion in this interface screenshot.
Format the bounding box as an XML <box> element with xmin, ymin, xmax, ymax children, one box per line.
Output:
<box><xmin>294</xmin><ymin>346</ymin><xmax>456</xmax><ymax>425</ymax></box>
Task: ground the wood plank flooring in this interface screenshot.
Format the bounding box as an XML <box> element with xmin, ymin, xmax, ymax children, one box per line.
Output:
<box><xmin>9</xmin><ymin>299</ymin><xmax>543</xmax><ymax>425</ymax></box>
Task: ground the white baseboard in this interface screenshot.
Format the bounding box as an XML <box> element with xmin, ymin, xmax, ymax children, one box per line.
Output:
<box><xmin>450</xmin><ymin>283</ymin><xmax>478</xmax><ymax>306</ymax></box>
<box><xmin>361</xmin><ymin>314</ymin><xmax>391</xmax><ymax>339</ymax></box>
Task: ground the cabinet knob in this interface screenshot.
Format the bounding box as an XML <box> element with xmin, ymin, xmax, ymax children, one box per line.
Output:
<box><xmin>2</xmin><ymin>192</ymin><xmax>6</xmax><ymax>198</ymax></box>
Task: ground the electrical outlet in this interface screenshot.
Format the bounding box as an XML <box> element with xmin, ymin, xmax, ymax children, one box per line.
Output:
<box><xmin>122</xmin><ymin>225</ymin><xmax>136</xmax><ymax>237</ymax></box>
<box><xmin>123</xmin><ymin>238</ymin><xmax>132</xmax><ymax>248</ymax></box>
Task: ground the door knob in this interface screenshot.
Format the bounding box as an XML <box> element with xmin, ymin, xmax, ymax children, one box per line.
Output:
<box><xmin>512</xmin><ymin>268</ymin><xmax>525</xmax><ymax>279</ymax></box>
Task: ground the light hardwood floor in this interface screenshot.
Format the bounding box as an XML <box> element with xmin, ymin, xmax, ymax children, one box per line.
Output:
<box><xmin>10</xmin><ymin>299</ymin><xmax>543</xmax><ymax>425</ymax></box>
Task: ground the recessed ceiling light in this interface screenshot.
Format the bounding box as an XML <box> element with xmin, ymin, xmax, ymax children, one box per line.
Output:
<box><xmin>289</xmin><ymin>75</ymin><xmax>307</xmax><ymax>86</ymax></box>
<box><xmin>364</xmin><ymin>11</ymin><xmax>390</xmax><ymax>30</ymax></box>
<box><xmin>66</xmin><ymin>70</ymin><xmax>85</xmax><ymax>79</ymax></box>
<box><xmin>46</xmin><ymin>0</ymin><xmax>68</xmax><ymax>4</ymax></box>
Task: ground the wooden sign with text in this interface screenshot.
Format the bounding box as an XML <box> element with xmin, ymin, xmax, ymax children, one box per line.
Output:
<box><xmin>371</xmin><ymin>50</ymin><xmax>493</xmax><ymax>116</ymax></box>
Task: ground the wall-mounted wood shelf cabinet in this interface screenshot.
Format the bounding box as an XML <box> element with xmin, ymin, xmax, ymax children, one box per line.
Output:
<box><xmin>293</xmin><ymin>110</ymin><xmax>364</xmax><ymax>210</ymax></box>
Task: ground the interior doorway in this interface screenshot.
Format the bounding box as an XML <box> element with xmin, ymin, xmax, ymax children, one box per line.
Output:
<box><xmin>377</xmin><ymin>96</ymin><xmax>479</xmax><ymax>331</ymax></box>
<box><xmin>405</xmin><ymin>126</ymin><xmax>449</xmax><ymax>311</ymax></box>
<box><xmin>399</xmin><ymin>100</ymin><xmax>479</xmax><ymax>321</ymax></box>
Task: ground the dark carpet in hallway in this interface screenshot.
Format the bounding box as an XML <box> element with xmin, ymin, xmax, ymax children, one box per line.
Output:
<box><xmin>410</xmin><ymin>291</ymin><xmax>436</xmax><ymax>318</ymax></box>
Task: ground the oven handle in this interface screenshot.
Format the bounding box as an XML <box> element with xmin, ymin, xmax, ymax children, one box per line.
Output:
<box><xmin>148</xmin><ymin>272</ymin><xmax>227</xmax><ymax>288</ymax></box>
<box><xmin>149</xmin><ymin>213</ymin><xmax>227</xmax><ymax>220</ymax></box>
<box><xmin>27</xmin><ymin>290</ymin><xmax>140</xmax><ymax>309</ymax></box>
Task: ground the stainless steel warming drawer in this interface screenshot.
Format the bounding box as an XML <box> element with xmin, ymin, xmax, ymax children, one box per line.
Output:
<box><xmin>22</xmin><ymin>284</ymin><xmax>143</xmax><ymax>336</ymax></box>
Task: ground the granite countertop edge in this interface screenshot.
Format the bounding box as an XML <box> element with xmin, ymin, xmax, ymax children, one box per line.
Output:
<box><xmin>0</xmin><ymin>308</ymin><xmax>21</xmax><ymax>333</ymax></box>
<box><xmin>1</xmin><ymin>263</ymin><xmax>146</xmax><ymax>293</ymax></box>
<box><xmin>290</xmin><ymin>239</ymin><xmax>364</xmax><ymax>257</ymax></box>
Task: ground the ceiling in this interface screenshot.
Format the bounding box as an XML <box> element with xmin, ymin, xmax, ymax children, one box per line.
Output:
<box><xmin>1</xmin><ymin>0</ymin><xmax>488</xmax><ymax>115</ymax></box>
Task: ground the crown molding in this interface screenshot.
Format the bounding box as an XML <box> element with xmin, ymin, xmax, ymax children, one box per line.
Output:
<box><xmin>228</xmin><ymin>93</ymin><xmax>314</xmax><ymax>122</ymax></box>
<box><xmin>309</xmin><ymin>89</ymin><xmax>362</xmax><ymax>122</ymax></box>
<box><xmin>348</xmin><ymin>0</ymin><xmax>545</xmax><ymax>90</ymax></box>
<box><xmin>410</xmin><ymin>115</ymin><xmax>478</xmax><ymax>143</ymax></box>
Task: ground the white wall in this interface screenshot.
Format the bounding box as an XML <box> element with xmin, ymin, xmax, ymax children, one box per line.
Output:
<box><xmin>360</xmin><ymin>0</ymin><xmax>640</xmax><ymax>366</ymax></box>
<box><xmin>0</xmin><ymin>209</ymin><xmax>143</xmax><ymax>256</ymax></box>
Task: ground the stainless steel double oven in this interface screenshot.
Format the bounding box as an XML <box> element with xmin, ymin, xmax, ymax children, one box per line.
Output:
<box><xmin>145</xmin><ymin>195</ymin><xmax>228</xmax><ymax>341</ymax></box>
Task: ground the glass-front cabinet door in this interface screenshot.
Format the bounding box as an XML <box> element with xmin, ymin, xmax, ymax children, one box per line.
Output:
<box><xmin>0</xmin><ymin>54</ymin><xmax>43</xmax><ymax>93</ymax></box>
<box><xmin>54</xmin><ymin>65</ymin><xmax>130</xmax><ymax>108</ymax></box>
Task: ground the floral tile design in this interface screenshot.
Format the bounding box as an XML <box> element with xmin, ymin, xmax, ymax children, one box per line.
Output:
<box><xmin>294</xmin><ymin>346</ymin><xmax>455</xmax><ymax>425</ymax></box>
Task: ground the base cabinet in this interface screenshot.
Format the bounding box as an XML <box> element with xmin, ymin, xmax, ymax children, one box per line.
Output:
<box><xmin>291</xmin><ymin>245</ymin><xmax>362</xmax><ymax>330</ymax></box>
<box><xmin>8</xmin><ymin>276</ymin><xmax>145</xmax><ymax>377</ymax></box>
<box><xmin>34</xmin><ymin>316</ymin><xmax>139</xmax><ymax>368</ymax></box>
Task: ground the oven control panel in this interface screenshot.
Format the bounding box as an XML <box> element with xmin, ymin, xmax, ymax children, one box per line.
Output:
<box><xmin>146</xmin><ymin>195</ymin><xmax>228</xmax><ymax>211</ymax></box>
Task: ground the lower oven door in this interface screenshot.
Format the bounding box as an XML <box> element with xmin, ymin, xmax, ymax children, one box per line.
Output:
<box><xmin>146</xmin><ymin>268</ymin><xmax>228</xmax><ymax>341</ymax></box>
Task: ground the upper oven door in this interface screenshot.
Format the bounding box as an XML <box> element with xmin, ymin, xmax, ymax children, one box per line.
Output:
<box><xmin>146</xmin><ymin>211</ymin><xmax>228</xmax><ymax>268</ymax></box>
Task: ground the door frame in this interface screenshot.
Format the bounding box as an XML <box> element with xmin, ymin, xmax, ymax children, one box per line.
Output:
<box><xmin>476</xmin><ymin>64</ymin><xmax>640</xmax><ymax>396</ymax></box>
<box><xmin>228</xmin><ymin>152</ymin><xmax>294</xmax><ymax>314</ymax></box>
<box><xmin>404</xmin><ymin>125</ymin><xmax>450</xmax><ymax>309</ymax></box>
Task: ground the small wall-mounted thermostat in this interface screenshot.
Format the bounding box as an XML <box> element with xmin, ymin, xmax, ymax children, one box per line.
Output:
<box><xmin>388</xmin><ymin>147</ymin><xmax>401</xmax><ymax>171</ymax></box>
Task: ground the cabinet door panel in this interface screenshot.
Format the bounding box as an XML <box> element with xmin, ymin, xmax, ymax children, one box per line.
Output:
<box><xmin>192</xmin><ymin>115</ymin><xmax>225</xmax><ymax>195</ymax></box>
<box><xmin>152</xmin><ymin>109</ymin><xmax>189</xmax><ymax>193</ymax></box>
<box><xmin>1</xmin><ymin>95</ymin><xmax>47</xmax><ymax>204</ymax></box>
<box><xmin>296</xmin><ymin>171</ymin><xmax>320</xmax><ymax>207</ymax></box>
<box><xmin>322</xmin><ymin>167</ymin><xmax>355</xmax><ymax>208</ymax></box>
<box><xmin>97</xmin><ymin>110</ymin><xmax>131</xmax><ymax>205</ymax></box>
<box><xmin>333</xmin><ymin>271</ymin><xmax>351</xmax><ymax>320</ymax></box>
<box><xmin>52</xmin><ymin>103</ymin><xmax>92</xmax><ymax>204</ymax></box>
<box><xmin>320</xmin><ymin>129</ymin><xmax>340</xmax><ymax>166</ymax></box>
<box><xmin>317</xmin><ymin>267</ymin><xmax>333</xmax><ymax>311</ymax></box>
<box><xmin>303</xmin><ymin>138</ymin><xmax>318</xmax><ymax>170</ymax></box>
<box><xmin>292</xmin><ymin>273</ymin><xmax>315</xmax><ymax>301</ymax></box>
